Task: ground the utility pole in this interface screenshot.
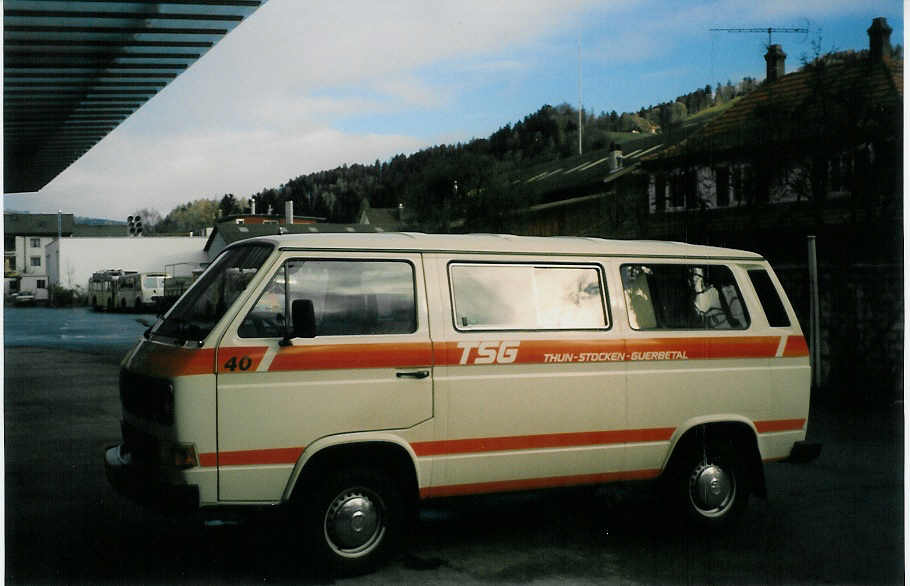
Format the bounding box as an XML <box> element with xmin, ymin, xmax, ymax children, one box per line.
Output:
<box><xmin>577</xmin><ymin>39</ymin><xmax>583</xmax><ymax>156</ymax></box>
<box><xmin>709</xmin><ymin>26</ymin><xmax>808</xmax><ymax>46</ymax></box>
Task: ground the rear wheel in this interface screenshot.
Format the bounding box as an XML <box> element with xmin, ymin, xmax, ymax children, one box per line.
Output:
<box><xmin>302</xmin><ymin>466</ymin><xmax>404</xmax><ymax>575</ymax></box>
<box><xmin>668</xmin><ymin>433</ymin><xmax>749</xmax><ymax>529</ymax></box>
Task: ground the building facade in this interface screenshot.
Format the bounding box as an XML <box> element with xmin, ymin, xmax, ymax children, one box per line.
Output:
<box><xmin>4</xmin><ymin>213</ymin><xmax>74</xmax><ymax>300</ymax></box>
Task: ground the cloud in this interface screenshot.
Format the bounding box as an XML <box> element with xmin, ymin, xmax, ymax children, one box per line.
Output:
<box><xmin>12</xmin><ymin>126</ymin><xmax>423</xmax><ymax>218</ymax></box>
<box><xmin>13</xmin><ymin>0</ymin><xmax>899</xmax><ymax>220</ymax></box>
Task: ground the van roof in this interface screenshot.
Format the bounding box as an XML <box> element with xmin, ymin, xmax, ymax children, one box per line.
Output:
<box><xmin>237</xmin><ymin>232</ymin><xmax>765</xmax><ymax>260</ymax></box>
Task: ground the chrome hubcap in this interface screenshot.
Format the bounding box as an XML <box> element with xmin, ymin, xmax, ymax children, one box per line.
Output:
<box><xmin>689</xmin><ymin>463</ymin><xmax>735</xmax><ymax>517</ymax></box>
<box><xmin>324</xmin><ymin>489</ymin><xmax>384</xmax><ymax>557</ymax></box>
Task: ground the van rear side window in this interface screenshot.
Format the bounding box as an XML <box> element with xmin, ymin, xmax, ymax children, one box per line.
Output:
<box><xmin>450</xmin><ymin>263</ymin><xmax>608</xmax><ymax>330</ymax></box>
<box><xmin>621</xmin><ymin>264</ymin><xmax>749</xmax><ymax>330</ymax></box>
<box><xmin>747</xmin><ymin>269</ymin><xmax>790</xmax><ymax>327</ymax></box>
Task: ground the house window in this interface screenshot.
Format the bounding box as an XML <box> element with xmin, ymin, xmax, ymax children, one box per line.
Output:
<box><xmin>669</xmin><ymin>174</ymin><xmax>685</xmax><ymax>208</ymax></box>
<box><xmin>30</xmin><ymin>256</ymin><xmax>41</xmax><ymax>268</ymax></box>
<box><xmin>685</xmin><ymin>171</ymin><xmax>698</xmax><ymax>209</ymax></box>
<box><xmin>731</xmin><ymin>166</ymin><xmax>743</xmax><ymax>203</ymax></box>
<box><xmin>4</xmin><ymin>236</ymin><xmax>14</xmax><ymax>251</ymax></box>
<box><xmin>36</xmin><ymin>279</ymin><xmax>46</xmax><ymax>289</ymax></box>
<box><xmin>30</xmin><ymin>238</ymin><xmax>41</xmax><ymax>248</ymax></box>
<box><xmin>716</xmin><ymin>167</ymin><xmax>730</xmax><ymax>207</ymax></box>
<box><xmin>654</xmin><ymin>175</ymin><xmax>666</xmax><ymax>211</ymax></box>
<box><xmin>830</xmin><ymin>154</ymin><xmax>853</xmax><ymax>194</ymax></box>
<box><xmin>8</xmin><ymin>257</ymin><xmax>16</xmax><ymax>271</ymax></box>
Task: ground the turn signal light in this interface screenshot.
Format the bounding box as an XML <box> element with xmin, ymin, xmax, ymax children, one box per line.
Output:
<box><xmin>161</xmin><ymin>443</ymin><xmax>198</xmax><ymax>469</ymax></box>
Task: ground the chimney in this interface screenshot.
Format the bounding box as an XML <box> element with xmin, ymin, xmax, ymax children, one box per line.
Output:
<box><xmin>764</xmin><ymin>44</ymin><xmax>786</xmax><ymax>82</ymax></box>
<box><xmin>868</xmin><ymin>17</ymin><xmax>892</xmax><ymax>61</ymax></box>
<box><xmin>285</xmin><ymin>200</ymin><xmax>294</xmax><ymax>225</ymax></box>
<box><xmin>607</xmin><ymin>142</ymin><xmax>623</xmax><ymax>173</ymax></box>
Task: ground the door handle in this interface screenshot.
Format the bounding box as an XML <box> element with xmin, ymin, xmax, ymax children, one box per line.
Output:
<box><xmin>396</xmin><ymin>370</ymin><xmax>430</xmax><ymax>379</ymax></box>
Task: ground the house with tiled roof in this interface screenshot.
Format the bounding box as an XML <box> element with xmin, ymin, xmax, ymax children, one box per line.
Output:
<box><xmin>640</xmin><ymin>17</ymin><xmax>902</xmax><ymax>254</ymax></box>
<box><xmin>638</xmin><ymin>17</ymin><xmax>903</xmax><ymax>403</ymax></box>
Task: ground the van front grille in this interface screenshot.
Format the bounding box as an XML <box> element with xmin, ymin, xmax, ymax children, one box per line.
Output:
<box><xmin>119</xmin><ymin>369</ymin><xmax>174</xmax><ymax>425</ymax></box>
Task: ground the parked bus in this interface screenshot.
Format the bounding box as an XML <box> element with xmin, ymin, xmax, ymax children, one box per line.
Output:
<box><xmin>115</xmin><ymin>272</ymin><xmax>168</xmax><ymax>311</ymax></box>
<box><xmin>88</xmin><ymin>269</ymin><xmax>131</xmax><ymax>311</ymax></box>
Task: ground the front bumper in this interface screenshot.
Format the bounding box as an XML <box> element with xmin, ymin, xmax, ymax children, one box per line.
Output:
<box><xmin>104</xmin><ymin>444</ymin><xmax>199</xmax><ymax>512</ymax></box>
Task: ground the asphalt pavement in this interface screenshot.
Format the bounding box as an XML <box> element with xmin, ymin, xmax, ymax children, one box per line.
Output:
<box><xmin>4</xmin><ymin>343</ymin><xmax>904</xmax><ymax>585</ymax></box>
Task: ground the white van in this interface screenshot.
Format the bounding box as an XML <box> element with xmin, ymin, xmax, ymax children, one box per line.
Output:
<box><xmin>105</xmin><ymin>233</ymin><xmax>815</xmax><ymax>574</ymax></box>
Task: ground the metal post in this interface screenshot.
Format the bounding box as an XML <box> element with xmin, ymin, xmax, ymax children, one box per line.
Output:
<box><xmin>807</xmin><ymin>235</ymin><xmax>821</xmax><ymax>388</ymax></box>
<box><xmin>577</xmin><ymin>40</ymin><xmax>583</xmax><ymax>156</ymax></box>
<box><xmin>55</xmin><ymin>210</ymin><xmax>62</xmax><ymax>301</ymax></box>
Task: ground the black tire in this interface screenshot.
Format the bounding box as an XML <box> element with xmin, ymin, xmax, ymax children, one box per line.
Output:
<box><xmin>301</xmin><ymin>466</ymin><xmax>404</xmax><ymax>576</ymax></box>
<box><xmin>667</xmin><ymin>435</ymin><xmax>749</xmax><ymax>530</ymax></box>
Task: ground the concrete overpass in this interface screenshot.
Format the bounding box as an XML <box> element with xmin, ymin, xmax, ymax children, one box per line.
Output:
<box><xmin>4</xmin><ymin>0</ymin><xmax>266</xmax><ymax>194</ymax></box>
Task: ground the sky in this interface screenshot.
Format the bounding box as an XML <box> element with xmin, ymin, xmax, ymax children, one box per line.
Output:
<box><xmin>4</xmin><ymin>0</ymin><xmax>904</xmax><ymax>221</ymax></box>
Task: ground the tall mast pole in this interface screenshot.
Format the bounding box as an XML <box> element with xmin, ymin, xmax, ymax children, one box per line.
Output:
<box><xmin>577</xmin><ymin>40</ymin><xmax>583</xmax><ymax>156</ymax></box>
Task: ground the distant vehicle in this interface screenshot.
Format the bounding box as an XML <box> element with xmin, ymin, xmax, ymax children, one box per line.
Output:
<box><xmin>161</xmin><ymin>262</ymin><xmax>207</xmax><ymax>313</ymax></box>
<box><xmin>88</xmin><ymin>269</ymin><xmax>132</xmax><ymax>311</ymax></box>
<box><xmin>13</xmin><ymin>291</ymin><xmax>35</xmax><ymax>306</ymax></box>
<box><xmin>115</xmin><ymin>272</ymin><xmax>168</xmax><ymax>311</ymax></box>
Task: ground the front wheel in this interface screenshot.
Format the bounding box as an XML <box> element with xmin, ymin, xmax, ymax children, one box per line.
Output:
<box><xmin>668</xmin><ymin>437</ymin><xmax>749</xmax><ymax>529</ymax></box>
<box><xmin>302</xmin><ymin>467</ymin><xmax>404</xmax><ymax>575</ymax></box>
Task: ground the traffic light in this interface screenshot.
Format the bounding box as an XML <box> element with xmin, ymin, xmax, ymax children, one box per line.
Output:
<box><xmin>127</xmin><ymin>215</ymin><xmax>143</xmax><ymax>237</ymax></box>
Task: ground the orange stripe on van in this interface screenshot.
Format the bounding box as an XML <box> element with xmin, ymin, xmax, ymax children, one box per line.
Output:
<box><xmin>268</xmin><ymin>342</ymin><xmax>433</xmax><ymax>372</ymax></box>
<box><xmin>128</xmin><ymin>342</ymin><xmax>215</xmax><ymax>377</ymax></box>
<box><xmin>754</xmin><ymin>418</ymin><xmax>805</xmax><ymax>433</ymax></box>
<box><xmin>216</xmin><ymin>346</ymin><xmax>268</xmax><ymax>373</ymax></box>
<box><xmin>199</xmin><ymin>447</ymin><xmax>304</xmax><ymax>468</ymax></box>
<box><xmin>783</xmin><ymin>336</ymin><xmax>810</xmax><ymax>357</ymax></box>
<box><xmin>625</xmin><ymin>336</ymin><xmax>781</xmax><ymax>359</ymax></box>
<box><xmin>440</xmin><ymin>336</ymin><xmax>793</xmax><ymax>366</ymax></box>
<box><xmin>201</xmin><ymin>419</ymin><xmax>801</xmax><ymax>469</ymax></box>
<box><xmin>420</xmin><ymin>468</ymin><xmax>662</xmax><ymax>499</ymax></box>
<box><xmin>411</xmin><ymin>427</ymin><xmax>675</xmax><ymax>457</ymax></box>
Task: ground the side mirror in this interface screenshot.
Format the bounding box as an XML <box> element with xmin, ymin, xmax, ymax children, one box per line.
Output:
<box><xmin>291</xmin><ymin>299</ymin><xmax>317</xmax><ymax>338</ymax></box>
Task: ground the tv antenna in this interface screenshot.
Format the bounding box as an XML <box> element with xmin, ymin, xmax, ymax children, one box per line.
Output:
<box><xmin>709</xmin><ymin>26</ymin><xmax>808</xmax><ymax>46</ymax></box>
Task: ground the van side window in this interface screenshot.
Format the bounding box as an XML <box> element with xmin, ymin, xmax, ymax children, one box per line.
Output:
<box><xmin>621</xmin><ymin>264</ymin><xmax>749</xmax><ymax>330</ymax></box>
<box><xmin>238</xmin><ymin>260</ymin><xmax>416</xmax><ymax>338</ymax></box>
<box><xmin>747</xmin><ymin>269</ymin><xmax>790</xmax><ymax>327</ymax></box>
<box><xmin>450</xmin><ymin>264</ymin><xmax>608</xmax><ymax>330</ymax></box>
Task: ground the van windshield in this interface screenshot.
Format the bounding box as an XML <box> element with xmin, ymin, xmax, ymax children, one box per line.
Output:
<box><xmin>152</xmin><ymin>244</ymin><xmax>273</xmax><ymax>343</ymax></box>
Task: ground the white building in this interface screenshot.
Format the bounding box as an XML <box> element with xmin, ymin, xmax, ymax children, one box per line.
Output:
<box><xmin>4</xmin><ymin>213</ymin><xmax>74</xmax><ymax>301</ymax></box>
<box><xmin>46</xmin><ymin>236</ymin><xmax>207</xmax><ymax>294</ymax></box>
